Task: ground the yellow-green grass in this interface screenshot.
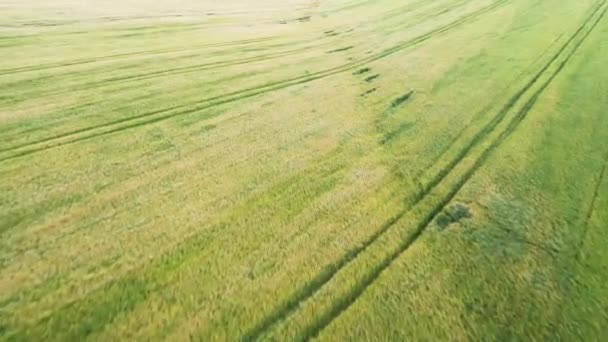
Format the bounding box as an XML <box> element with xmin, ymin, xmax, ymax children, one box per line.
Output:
<box><xmin>1</xmin><ymin>0</ymin><xmax>606</xmax><ymax>340</ymax></box>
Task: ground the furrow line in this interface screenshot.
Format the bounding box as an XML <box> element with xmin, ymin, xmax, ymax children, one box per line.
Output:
<box><xmin>0</xmin><ymin>0</ymin><xmax>510</xmax><ymax>163</ymax></box>
<box><xmin>242</xmin><ymin>1</ymin><xmax>519</xmax><ymax>340</ymax></box>
<box><xmin>575</xmin><ymin>148</ymin><xmax>608</xmax><ymax>260</ymax></box>
<box><xmin>420</xmin><ymin>0</ymin><xmax>605</xmax><ymax>199</ymax></box>
<box><xmin>1</xmin><ymin>0</ymin><xmax>476</xmax><ymax>123</ymax></box>
<box><xmin>0</xmin><ymin>36</ymin><xmax>284</xmax><ymax>75</ymax></box>
<box><xmin>0</xmin><ymin>0</ymin><xmax>449</xmax><ymax>77</ymax></box>
<box><xmin>301</xmin><ymin>2</ymin><xmax>607</xmax><ymax>339</ymax></box>
<box><xmin>12</xmin><ymin>46</ymin><xmax>318</xmax><ymax>99</ymax></box>
<box><xmin>0</xmin><ymin>1</ymin><xmax>514</xmax><ymax>338</ymax></box>
<box><xmin>418</xmin><ymin>30</ymin><xmax>566</xmax><ymax>177</ymax></box>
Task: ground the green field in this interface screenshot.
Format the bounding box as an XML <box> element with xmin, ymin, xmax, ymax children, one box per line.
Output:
<box><xmin>1</xmin><ymin>0</ymin><xmax>608</xmax><ymax>340</ymax></box>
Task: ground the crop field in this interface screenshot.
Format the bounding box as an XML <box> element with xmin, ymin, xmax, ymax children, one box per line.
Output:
<box><xmin>1</xmin><ymin>0</ymin><xmax>608</xmax><ymax>340</ymax></box>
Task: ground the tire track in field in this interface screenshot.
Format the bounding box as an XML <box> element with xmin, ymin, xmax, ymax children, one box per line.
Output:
<box><xmin>296</xmin><ymin>2</ymin><xmax>608</xmax><ymax>339</ymax></box>
<box><xmin>0</xmin><ymin>0</ymin><xmax>475</xmax><ymax>138</ymax></box>
<box><xmin>0</xmin><ymin>0</ymin><xmax>509</xmax><ymax>163</ymax></box>
<box><xmin>0</xmin><ymin>37</ymin><xmax>334</xmax><ymax>101</ymax></box>
<box><xmin>96</xmin><ymin>0</ymin><xmax>471</xmax><ymax>89</ymax></box>
<box><xmin>0</xmin><ymin>0</ymin><xmax>441</xmax><ymax>77</ymax></box>
<box><xmin>417</xmin><ymin>0</ymin><xmax>604</xmax><ymax>199</ymax></box>
<box><xmin>11</xmin><ymin>44</ymin><xmax>327</xmax><ymax>98</ymax></box>
<box><xmin>243</xmin><ymin>0</ymin><xmax>535</xmax><ymax>339</ymax></box>
<box><xmin>0</xmin><ymin>36</ymin><xmax>284</xmax><ymax>75</ymax></box>
<box><xmin>244</xmin><ymin>1</ymin><xmax>607</xmax><ymax>339</ymax></box>
<box><xmin>45</xmin><ymin>0</ymin><xmax>467</xmax><ymax>97</ymax></box>
<box><xmin>3</xmin><ymin>1</ymin><xmax>600</xmax><ymax>339</ymax></box>
<box><xmin>0</xmin><ymin>1</ymin><xmax>512</xmax><ymax>338</ymax></box>
<box><xmin>0</xmin><ymin>39</ymin><xmax>297</xmax><ymax>92</ymax></box>
<box><xmin>575</xmin><ymin>148</ymin><xmax>608</xmax><ymax>260</ymax></box>
<box><xmin>3</xmin><ymin>0</ymin><xmax>469</xmax><ymax>101</ymax></box>
<box><xmin>417</xmin><ymin>0</ymin><xmax>607</xmax><ymax>193</ymax></box>
<box><xmin>417</xmin><ymin>30</ymin><xmax>565</xmax><ymax>178</ymax></box>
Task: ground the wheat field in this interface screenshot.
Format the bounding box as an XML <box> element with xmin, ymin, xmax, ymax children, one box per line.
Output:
<box><xmin>1</xmin><ymin>0</ymin><xmax>607</xmax><ymax>340</ymax></box>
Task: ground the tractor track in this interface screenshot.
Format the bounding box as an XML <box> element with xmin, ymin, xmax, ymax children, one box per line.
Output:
<box><xmin>0</xmin><ymin>36</ymin><xmax>284</xmax><ymax>76</ymax></box>
<box><xmin>0</xmin><ymin>0</ymin><xmax>510</xmax><ymax>163</ymax></box>
<box><xmin>243</xmin><ymin>0</ymin><xmax>529</xmax><ymax>339</ymax></box>
<box><xmin>298</xmin><ymin>2</ymin><xmax>608</xmax><ymax>339</ymax></box>
<box><xmin>240</xmin><ymin>1</ymin><xmax>608</xmax><ymax>340</ymax></box>
<box><xmin>417</xmin><ymin>30</ymin><xmax>566</xmax><ymax>178</ymax></box>
<box><xmin>0</xmin><ymin>1</ymin><xmax>514</xmax><ymax>338</ymax></box>
<box><xmin>575</xmin><ymin>148</ymin><xmax>608</xmax><ymax>260</ymax></box>
<box><xmin>0</xmin><ymin>0</ymin><xmax>451</xmax><ymax>80</ymax></box>
<box><xmin>3</xmin><ymin>0</ymin><xmax>599</xmax><ymax>339</ymax></box>
<box><xmin>4</xmin><ymin>43</ymin><xmax>331</xmax><ymax>99</ymax></box>
<box><xmin>2</xmin><ymin>0</ymin><xmax>472</xmax><ymax>101</ymax></box>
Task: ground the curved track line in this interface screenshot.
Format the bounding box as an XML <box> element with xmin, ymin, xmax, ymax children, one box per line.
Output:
<box><xmin>417</xmin><ymin>30</ymin><xmax>566</xmax><ymax>178</ymax></box>
<box><xmin>0</xmin><ymin>0</ymin><xmax>509</xmax><ymax>163</ymax></box>
<box><xmin>300</xmin><ymin>3</ymin><xmax>608</xmax><ymax>339</ymax></box>
<box><xmin>0</xmin><ymin>1</ymin><xmax>514</xmax><ymax>339</ymax></box>
<box><xmin>0</xmin><ymin>36</ymin><xmax>284</xmax><ymax>75</ymax></box>
<box><xmin>0</xmin><ymin>0</ymin><xmax>453</xmax><ymax>77</ymax></box>
<box><xmin>242</xmin><ymin>1</ymin><xmax>519</xmax><ymax>340</ymax></box>
<box><xmin>2</xmin><ymin>0</ymin><xmax>473</xmax><ymax>103</ymax></box>
<box><xmin>575</xmin><ymin>148</ymin><xmax>608</xmax><ymax>260</ymax></box>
